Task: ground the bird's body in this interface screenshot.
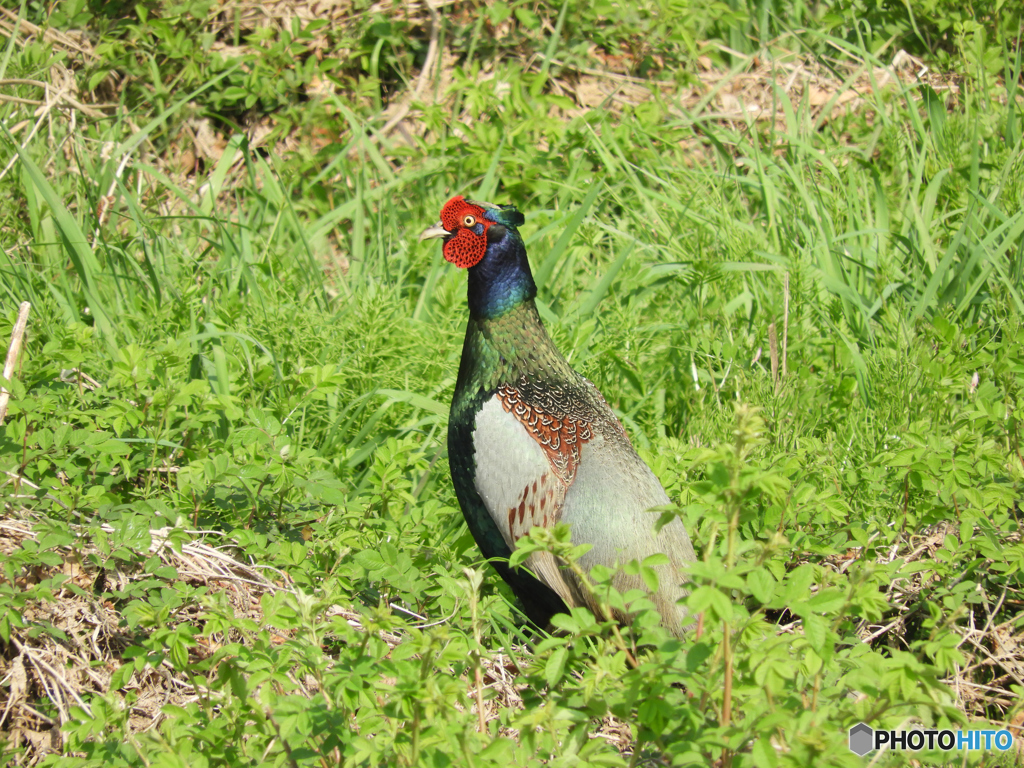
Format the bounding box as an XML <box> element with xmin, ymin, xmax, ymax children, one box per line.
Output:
<box><xmin>423</xmin><ymin>196</ymin><xmax>695</xmax><ymax>636</ymax></box>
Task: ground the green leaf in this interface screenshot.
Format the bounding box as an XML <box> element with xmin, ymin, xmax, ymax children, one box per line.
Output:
<box><xmin>109</xmin><ymin>664</ymin><xmax>134</xmax><ymax>690</ymax></box>
<box><xmin>93</xmin><ymin>438</ymin><xmax>131</xmax><ymax>456</ymax></box>
<box><xmin>688</xmin><ymin>586</ymin><xmax>733</xmax><ymax>621</ymax></box>
<box><xmin>544</xmin><ymin>645</ymin><xmax>568</xmax><ymax>687</ymax></box>
<box><xmin>751</xmin><ymin>735</ymin><xmax>780</xmax><ymax>767</ymax></box>
<box><xmin>354</xmin><ymin>550</ymin><xmax>386</xmax><ymax>572</ymax></box>
<box><xmin>639</xmin><ymin>564</ymin><xmax>660</xmax><ymax>593</ymax></box>
<box><xmin>39</xmin><ymin>531</ymin><xmax>74</xmax><ymax>550</ymax></box>
<box><xmin>806</xmin><ymin>588</ymin><xmax>846</xmax><ymax>613</ymax></box>
<box><xmin>514</xmin><ymin>7</ymin><xmax>540</xmax><ymax>30</ymax></box>
<box><xmin>549</xmin><ymin>613</ymin><xmax>581</xmax><ymax>633</ymax></box>
<box><xmin>747</xmin><ymin>568</ymin><xmax>776</xmax><ymax>605</ymax></box>
<box><xmin>781</xmin><ymin>565</ymin><xmax>815</xmax><ymax>604</ymax></box>
<box><xmin>801</xmin><ymin>612</ymin><xmax>828</xmax><ymax>653</ymax></box>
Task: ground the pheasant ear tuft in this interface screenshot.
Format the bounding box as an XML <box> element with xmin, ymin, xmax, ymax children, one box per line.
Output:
<box><xmin>497</xmin><ymin>205</ymin><xmax>525</xmax><ymax>228</ymax></box>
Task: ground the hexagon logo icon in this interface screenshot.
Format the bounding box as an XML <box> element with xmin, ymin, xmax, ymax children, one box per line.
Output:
<box><xmin>849</xmin><ymin>723</ymin><xmax>873</xmax><ymax>756</ymax></box>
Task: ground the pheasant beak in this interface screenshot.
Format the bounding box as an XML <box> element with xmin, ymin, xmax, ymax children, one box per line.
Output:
<box><xmin>420</xmin><ymin>222</ymin><xmax>450</xmax><ymax>241</ymax></box>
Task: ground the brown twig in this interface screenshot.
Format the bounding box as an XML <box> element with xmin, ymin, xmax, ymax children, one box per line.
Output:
<box><xmin>371</xmin><ymin>0</ymin><xmax>440</xmax><ymax>141</ymax></box>
<box><xmin>535</xmin><ymin>55</ymin><xmax>678</xmax><ymax>86</ymax></box>
<box><xmin>0</xmin><ymin>8</ymin><xmax>98</xmax><ymax>62</ymax></box>
<box><xmin>782</xmin><ymin>272</ymin><xmax>789</xmax><ymax>379</ymax></box>
<box><xmin>0</xmin><ymin>79</ymin><xmax>112</xmax><ymax>118</ymax></box>
<box><xmin>0</xmin><ymin>301</ymin><xmax>30</xmax><ymax>425</ymax></box>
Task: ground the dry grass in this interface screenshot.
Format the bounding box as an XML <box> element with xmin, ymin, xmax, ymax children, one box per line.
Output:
<box><xmin>828</xmin><ymin>523</ymin><xmax>1024</xmax><ymax>744</ymax></box>
<box><xmin>0</xmin><ymin>2</ymin><xmax>974</xmax><ymax>199</ymax></box>
<box><xmin>6</xmin><ymin>499</ymin><xmax>1022</xmax><ymax>764</ymax></box>
<box><xmin>0</xmin><ymin>509</ymin><xmax>316</xmax><ymax>761</ymax></box>
<box><xmin>0</xmin><ymin>505</ymin><xmax>646</xmax><ymax>763</ymax></box>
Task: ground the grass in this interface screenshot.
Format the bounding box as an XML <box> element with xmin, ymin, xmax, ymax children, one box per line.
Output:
<box><xmin>0</xmin><ymin>0</ymin><xmax>1023</xmax><ymax>766</ymax></box>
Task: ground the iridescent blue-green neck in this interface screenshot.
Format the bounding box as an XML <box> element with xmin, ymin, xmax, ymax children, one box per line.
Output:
<box><xmin>466</xmin><ymin>216</ymin><xmax>536</xmax><ymax>320</ymax></box>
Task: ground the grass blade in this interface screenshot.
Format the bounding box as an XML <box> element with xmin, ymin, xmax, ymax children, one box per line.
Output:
<box><xmin>2</xmin><ymin>126</ymin><xmax>114</xmax><ymax>340</ymax></box>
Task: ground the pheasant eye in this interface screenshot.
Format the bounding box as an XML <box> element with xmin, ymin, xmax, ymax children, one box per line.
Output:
<box><xmin>462</xmin><ymin>214</ymin><xmax>477</xmax><ymax>227</ymax></box>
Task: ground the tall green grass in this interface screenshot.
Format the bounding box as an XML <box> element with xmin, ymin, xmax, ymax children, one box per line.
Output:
<box><xmin>0</xmin><ymin>5</ymin><xmax>1022</xmax><ymax>767</ymax></box>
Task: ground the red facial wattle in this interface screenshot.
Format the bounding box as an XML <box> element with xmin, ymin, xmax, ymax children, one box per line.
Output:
<box><xmin>440</xmin><ymin>195</ymin><xmax>489</xmax><ymax>268</ymax></box>
<box><xmin>442</xmin><ymin>229</ymin><xmax>485</xmax><ymax>268</ymax></box>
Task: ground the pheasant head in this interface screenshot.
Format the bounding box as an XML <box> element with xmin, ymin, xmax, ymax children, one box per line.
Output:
<box><xmin>421</xmin><ymin>196</ymin><xmax>535</xmax><ymax>318</ymax></box>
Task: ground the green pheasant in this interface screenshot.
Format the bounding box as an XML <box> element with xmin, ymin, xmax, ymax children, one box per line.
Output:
<box><xmin>422</xmin><ymin>196</ymin><xmax>695</xmax><ymax>636</ymax></box>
